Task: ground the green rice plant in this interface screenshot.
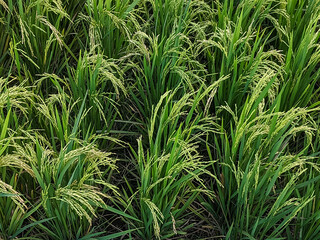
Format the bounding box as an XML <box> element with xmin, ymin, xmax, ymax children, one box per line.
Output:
<box><xmin>3</xmin><ymin>0</ymin><xmax>79</xmax><ymax>79</ymax></box>
<box><xmin>0</xmin><ymin>180</ymin><xmax>36</xmax><ymax>240</ymax></box>
<box><xmin>0</xmin><ymin>149</ymin><xmax>40</xmax><ymax>239</ymax></box>
<box><xmin>126</xmin><ymin>30</ymin><xmax>207</xmax><ymax>134</ymax></box>
<box><xmin>20</xmin><ymin>88</ymin><xmax>135</xmax><ymax>238</ymax></box>
<box><xmin>205</xmin><ymin>0</ymin><xmax>320</xmax><ymax>110</ymax></box>
<box><xmin>0</xmin><ymin>79</ymin><xmax>33</xmax><ymax>108</ymax></box>
<box><xmin>66</xmin><ymin>51</ymin><xmax>126</xmax><ymax>134</ymax></box>
<box><xmin>13</xmin><ymin>131</ymin><xmax>118</xmax><ymax>239</ymax></box>
<box><xmin>143</xmin><ymin>0</ymin><xmax>191</xmax><ymax>39</ymax></box>
<box><xmin>0</xmin><ymin>77</ymin><xmax>29</xmax><ymax>238</ymax></box>
<box><xmin>0</xmin><ymin>106</ymin><xmax>44</xmax><ymax>239</ymax></box>
<box><xmin>203</xmin><ymin>67</ymin><xmax>319</xmax><ymax>238</ymax></box>
<box><xmin>82</xmin><ymin>0</ymin><xmax>141</xmax><ymax>59</ymax></box>
<box><xmin>292</xmin><ymin>112</ymin><xmax>320</xmax><ymax>240</ymax></box>
<box><xmin>122</xmin><ymin>0</ymin><xmax>211</xmax><ymax>131</ymax></box>
<box><xmin>0</xmin><ymin>179</ymin><xmax>27</xmax><ymax>239</ymax></box>
<box><xmin>279</xmin><ymin>7</ymin><xmax>320</xmax><ymax>110</ymax></box>
<box><xmin>35</xmin><ymin>90</ymin><xmax>80</xmax><ymax>152</ymax></box>
<box><xmin>276</xmin><ymin>0</ymin><xmax>320</xmax><ymax>49</ymax></box>
<box><xmin>0</xmin><ymin>2</ymin><xmax>11</xmax><ymax>76</ymax></box>
<box><xmin>0</xmin><ymin>77</ymin><xmax>36</xmax><ymax>143</ymax></box>
<box><xmin>0</xmin><ymin>82</ymin><xmax>134</xmax><ymax>238</ymax></box>
<box><xmin>211</xmin><ymin>0</ymin><xmax>270</xmax><ymax>26</ymax></box>
<box><xmin>118</xmin><ymin>83</ymin><xmax>222</xmax><ymax>239</ymax></box>
<box><xmin>197</xmin><ymin>19</ymin><xmax>283</xmax><ymax>124</ymax></box>
<box><xmin>1</xmin><ymin>0</ymin><xmax>320</xmax><ymax>239</ymax></box>
<box><xmin>35</xmin><ymin>51</ymin><xmax>127</xmax><ymax>150</ymax></box>
<box><xmin>0</xmin><ymin>109</ymin><xmax>25</xmax><ymax>239</ymax></box>
<box><xmin>197</xmin><ymin>0</ymin><xmax>288</xmax><ymax>44</ymax></box>
<box><xmin>292</xmin><ymin>166</ymin><xmax>320</xmax><ymax>240</ymax></box>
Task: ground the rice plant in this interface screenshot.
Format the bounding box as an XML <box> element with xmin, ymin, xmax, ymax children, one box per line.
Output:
<box><xmin>204</xmin><ymin>69</ymin><xmax>319</xmax><ymax>239</ymax></box>
<box><xmin>117</xmin><ymin>85</ymin><xmax>221</xmax><ymax>239</ymax></box>
<box><xmin>0</xmin><ymin>0</ymin><xmax>320</xmax><ymax>239</ymax></box>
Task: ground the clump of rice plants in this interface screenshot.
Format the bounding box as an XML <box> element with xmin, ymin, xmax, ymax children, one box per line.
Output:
<box><xmin>0</xmin><ymin>0</ymin><xmax>319</xmax><ymax>239</ymax></box>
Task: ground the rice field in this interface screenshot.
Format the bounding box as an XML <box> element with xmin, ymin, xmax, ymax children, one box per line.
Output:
<box><xmin>0</xmin><ymin>0</ymin><xmax>320</xmax><ymax>239</ymax></box>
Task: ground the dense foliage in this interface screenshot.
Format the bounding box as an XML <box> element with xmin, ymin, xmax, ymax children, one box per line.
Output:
<box><xmin>0</xmin><ymin>0</ymin><xmax>320</xmax><ymax>239</ymax></box>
